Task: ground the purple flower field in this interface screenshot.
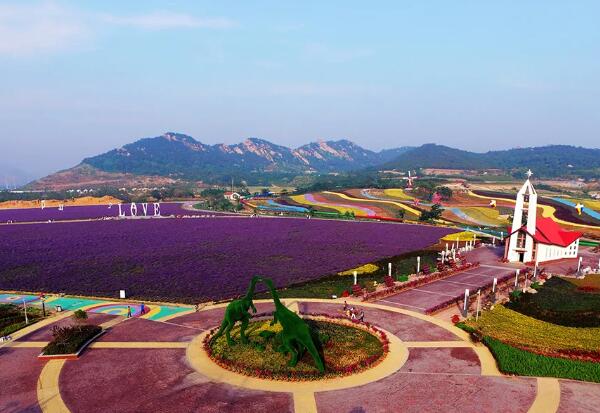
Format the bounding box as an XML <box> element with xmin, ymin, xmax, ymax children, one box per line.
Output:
<box><xmin>0</xmin><ymin>217</ymin><xmax>456</xmax><ymax>302</ymax></box>
<box><xmin>0</xmin><ymin>202</ymin><xmax>227</xmax><ymax>223</ymax></box>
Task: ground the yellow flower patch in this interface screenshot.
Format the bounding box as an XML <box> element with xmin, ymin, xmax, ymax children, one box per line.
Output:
<box><xmin>338</xmin><ymin>263</ymin><xmax>379</xmax><ymax>276</ymax></box>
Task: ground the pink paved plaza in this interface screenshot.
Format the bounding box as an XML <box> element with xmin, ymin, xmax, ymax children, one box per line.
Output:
<box><xmin>3</xmin><ymin>299</ymin><xmax>600</xmax><ymax>413</ymax></box>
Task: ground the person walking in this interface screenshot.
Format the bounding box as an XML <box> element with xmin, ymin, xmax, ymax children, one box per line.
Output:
<box><xmin>140</xmin><ymin>303</ymin><xmax>145</xmax><ymax>315</ymax></box>
<box><xmin>358</xmin><ymin>309</ymin><xmax>365</xmax><ymax>322</ymax></box>
<box><xmin>127</xmin><ymin>305</ymin><xmax>132</xmax><ymax>318</ymax></box>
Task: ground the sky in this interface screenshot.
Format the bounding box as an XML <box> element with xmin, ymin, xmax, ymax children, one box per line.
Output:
<box><xmin>0</xmin><ymin>1</ymin><xmax>599</xmax><ymax>180</ymax></box>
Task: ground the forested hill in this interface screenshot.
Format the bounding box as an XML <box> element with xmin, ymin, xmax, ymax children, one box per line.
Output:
<box><xmin>383</xmin><ymin>144</ymin><xmax>600</xmax><ymax>177</ymax></box>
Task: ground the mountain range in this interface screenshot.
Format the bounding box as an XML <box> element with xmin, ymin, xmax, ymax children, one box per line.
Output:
<box><xmin>27</xmin><ymin>133</ymin><xmax>600</xmax><ymax>189</ymax></box>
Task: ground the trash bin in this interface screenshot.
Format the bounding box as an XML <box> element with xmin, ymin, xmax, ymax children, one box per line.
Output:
<box><xmin>56</xmin><ymin>305</ymin><xmax>63</xmax><ymax>312</ymax></box>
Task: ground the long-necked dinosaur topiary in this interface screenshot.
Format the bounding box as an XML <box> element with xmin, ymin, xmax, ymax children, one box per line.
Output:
<box><xmin>262</xmin><ymin>277</ymin><xmax>325</xmax><ymax>373</ymax></box>
<box><xmin>212</xmin><ymin>275</ymin><xmax>261</xmax><ymax>345</ymax></box>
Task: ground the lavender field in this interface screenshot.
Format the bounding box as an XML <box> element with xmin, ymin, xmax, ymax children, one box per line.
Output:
<box><xmin>0</xmin><ymin>218</ymin><xmax>456</xmax><ymax>302</ymax></box>
<box><xmin>0</xmin><ymin>202</ymin><xmax>223</xmax><ymax>223</ymax></box>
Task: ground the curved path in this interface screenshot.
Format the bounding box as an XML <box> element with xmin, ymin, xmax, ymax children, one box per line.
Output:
<box><xmin>1</xmin><ymin>298</ymin><xmax>599</xmax><ymax>413</ymax></box>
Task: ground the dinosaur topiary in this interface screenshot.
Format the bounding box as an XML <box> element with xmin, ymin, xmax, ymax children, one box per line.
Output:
<box><xmin>262</xmin><ymin>277</ymin><xmax>325</xmax><ymax>373</ymax></box>
<box><xmin>212</xmin><ymin>275</ymin><xmax>261</xmax><ymax>346</ymax></box>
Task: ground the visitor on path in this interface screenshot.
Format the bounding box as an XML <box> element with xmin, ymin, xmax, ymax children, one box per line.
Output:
<box><xmin>195</xmin><ymin>304</ymin><xmax>199</xmax><ymax>312</ymax></box>
<box><xmin>358</xmin><ymin>309</ymin><xmax>365</xmax><ymax>322</ymax></box>
<box><xmin>343</xmin><ymin>301</ymin><xmax>348</xmax><ymax>311</ymax></box>
<box><xmin>127</xmin><ymin>306</ymin><xmax>132</xmax><ymax>318</ymax></box>
<box><xmin>140</xmin><ymin>303</ymin><xmax>145</xmax><ymax>315</ymax></box>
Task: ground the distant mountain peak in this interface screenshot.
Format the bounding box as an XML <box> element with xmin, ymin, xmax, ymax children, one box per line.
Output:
<box><xmin>33</xmin><ymin>132</ymin><xmax>414</xmax><ymax>187</ymax></box>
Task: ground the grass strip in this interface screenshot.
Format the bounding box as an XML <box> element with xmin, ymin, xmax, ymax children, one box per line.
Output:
<box><xmin>483</xmin><ymin>336</ymin><xmax>600</xmax><ymax>383</ymax></box>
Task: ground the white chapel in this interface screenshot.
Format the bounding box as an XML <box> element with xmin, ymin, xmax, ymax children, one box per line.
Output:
<box><xmin>504</xmin><ymin>170</ymin><xmax>582</xmax><ymax>264</ymax></box>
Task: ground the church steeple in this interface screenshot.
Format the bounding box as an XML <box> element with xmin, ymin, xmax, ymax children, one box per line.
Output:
<box><xmin>506</xmin><ymin>170</ymin><xmax>538</xmax><ymax>262</ymax></box>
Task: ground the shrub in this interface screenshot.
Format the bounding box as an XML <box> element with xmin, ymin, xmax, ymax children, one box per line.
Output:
<box><xmin>73</xmin><ymin>309</ymin><xmax>88</xmax><ymax>320</ymax></box>
<box><xmin>396</xmin><ymin>275</ymin><xmax>409</xmax><ymax>282</ymax></box>
<box><xmin>508</xmin><ymin>276</ymin><xmax>600</xmax><ymax>327</ymax></box>
<box><xmin>43</xmin><ymin>324</ymin><xmax>102</xmax><ymax>355</ymax></box>
<box><xmin>509</xmin><ymin>290</ymin><xmax>522</xmax><ymax>301</ymax></box>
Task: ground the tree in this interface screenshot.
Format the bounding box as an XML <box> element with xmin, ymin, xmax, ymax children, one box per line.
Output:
<box><xmin>419</xmin><ymin>204</ymin><xmax>444</xmax><ymax>222</ymax></box>
<box><xmin>151</xmin><ymin>189</ymin><xmax>163</xmax><ymax>200</ymax></box>
<box><xmin>396</xmin><ymin>209</ymin><xmax>406</xmax><ymax>220</ymax></box>
<box><xmin>435</xmin><ymin>186</ymin><xmax>453</xmax><ymax>200</ymax></box>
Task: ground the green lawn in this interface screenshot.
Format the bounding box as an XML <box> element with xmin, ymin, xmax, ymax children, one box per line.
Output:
<box><xmin>0</xmin><ymin>303</ymin><xmax>43</xmax><ymax>336</ymax></box>
<box><xmin>507</xmin><ymin>276</ymin><xmax>600</xmax><ymax>327</ymax></box>
<box><xmin>256</xmin><ymin>251</ymin><xmax>437</xmax><ymax>299</ymax></box>
<box><xmin>484</xmin><ymin>336</ymin><xmax>600</xmax><ymax>383</ymax></box>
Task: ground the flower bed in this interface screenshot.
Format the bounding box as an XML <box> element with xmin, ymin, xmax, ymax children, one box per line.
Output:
<box><xmin>204</xmin><ymin>314</ymin><xmax>389</xmax><ymax>381</ymax></box>
<box><xmin>362</xmin><ymin>262</ymin><xmax>480</xmax><ymax>302</ymax></box>
<box><xmin>464</xmin><ymin>305</ymin><xmax>600</xmax><ymax>362</ymax></box>
<box><xmin>483</xmin><ymin>336</ymin><xmax>600</xmax><ymax>383</ymax></box>
<box><xmin>42</xmin><ymin>324</ymin><xmax>103</xmax><ymax>356</ymax></box>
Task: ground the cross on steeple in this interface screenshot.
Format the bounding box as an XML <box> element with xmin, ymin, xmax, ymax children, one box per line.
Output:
<box><xmin>526</xmin><ymin>169</ymin><xmax>533</xmax><ymax>178</ymax></box>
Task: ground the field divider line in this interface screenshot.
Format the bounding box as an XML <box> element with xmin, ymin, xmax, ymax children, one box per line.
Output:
<box><xmin>480</xmin><ymin>264</ymin><xmax>520</xmax><ymax>271</ymax></box>
<box><xmin>9</xmin><ymin>341</ymin><xmax>47</xmax><ymax>348</ymax></box>
<box><xmin>459</xmin><ymin>271</ymin><xmax>498</xmax><ymax>277</ymax></box>
<box><xmin>377</xmin><ymin>300</ymin><xmax>426</xmax><ymax>310</ymax></box>
<box><xmin>293</xmin><ymin>391</ymin><xmax>317</xmax><ymax>413</ymax></box>
<box><xmin>404</xmin><ymin>341</ymin><xmax>474</xmax><ymax>348</ymax></box>
<box><xmin>99</xmin><ymin>317</ymin><xmax>126</xmax><ymax>330</ymax></box>
<box><xmin>152</xmin><ymin>319</ymin><xmax>206</xmax><ymax>331</ymax></box>
<box><xmin>37</xmin><ymin>359</ymin><xmax>70</xmax><ymax>413</ymax></box>
<box><xmin>528</xmin><ymin>378</ymin><xmax>560</xmax><ymax>413</ymax></box>
<box><xmin>437</xmin><ymin>279</ymin><xmax>482</xmax><ymax>288</ymax></box>
<box><xmin>412</xmin><ymin>288</ymin><xmax>456</xmax><ymax>297</ymax></box>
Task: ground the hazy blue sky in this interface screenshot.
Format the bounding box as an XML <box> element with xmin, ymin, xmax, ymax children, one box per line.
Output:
<box><xmin>1</xmin><ymin>1</ymin><xmax>599</xmax><ymax>179</ymax></box>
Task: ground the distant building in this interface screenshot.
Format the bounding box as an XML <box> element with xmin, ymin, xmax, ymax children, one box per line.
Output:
<box><xmin>504</xmin><ymin>170</ymin><xmax>582</xmax><ymax>264</ymax></box>
<box><xmin>224</xmin><ymin>191</ymin><xmax>241</xmax><ymax>201</ymax></box>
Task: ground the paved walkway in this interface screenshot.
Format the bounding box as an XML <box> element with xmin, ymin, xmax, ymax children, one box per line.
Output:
<box><xmin>2</xmin><ymin>297</ymin><xmax>599</xmax><ymax>413</ymax></box>
<box><xmin>0</xmin><ymin>293</ymin><xmax>193</xmax><ymax>322</ymax></box>
<box><xmin>376</xmin><ymin>246</ymin><xmax>524</xmax><ymax>313</ymax></box>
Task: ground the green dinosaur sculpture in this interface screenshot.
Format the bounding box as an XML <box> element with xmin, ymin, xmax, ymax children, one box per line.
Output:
<box><xmin>212</xmin><ymin>275</ymin><xmax>261</xmax><ymax>345</ymax></box>
<box><xmin>262</xmin><ymin>277</ymin><xmax>325</xmax><ymax>373</ymax></box>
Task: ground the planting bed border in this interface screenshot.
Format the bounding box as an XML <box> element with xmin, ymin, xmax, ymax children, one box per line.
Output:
<box><xmin>203</xmin><ymin>314</ymin><xmax>389</xmax><ymax>381</ymax></box>
<box><xmin>37</xmin><ymin>329</ymin><xmax>106</xmax><ymax>360</ymax></box>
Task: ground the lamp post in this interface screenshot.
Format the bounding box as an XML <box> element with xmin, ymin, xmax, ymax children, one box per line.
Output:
<box><xmin>476</xmin><ymin>290</ymin><xmax>481</xmax><ymax>321</ymax></box>
<box><xmin>23</xmin><ymin>299</ymin><xmax>28</xmax><ymax>325</ymax></box>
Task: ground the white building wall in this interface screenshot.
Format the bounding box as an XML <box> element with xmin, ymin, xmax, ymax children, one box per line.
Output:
<box><xmin>535</xmin><ymin>239</ymin><xmax>579</xmax><ymax>264</ymax></box>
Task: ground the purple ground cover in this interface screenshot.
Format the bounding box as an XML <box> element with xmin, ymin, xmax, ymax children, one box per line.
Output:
<box><xmin>0</xmin><ymin>202</ymin><xmax>227</xmax><ymax>223</ymax></box>
<box><xmin>0</xmin><ymin>218</ymin><xmax>455</xmax><ymax>302</ymax></box>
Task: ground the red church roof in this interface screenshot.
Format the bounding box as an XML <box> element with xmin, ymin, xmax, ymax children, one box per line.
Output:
<box><xmin>533</xmin><ymin>217</ymin><xmax>582</xmax><ymax>247</ymax></box>
<box><xmin>507</xmin><ymin>216</ymin><xmax>582</xmax><ymax>247</ymax></box>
